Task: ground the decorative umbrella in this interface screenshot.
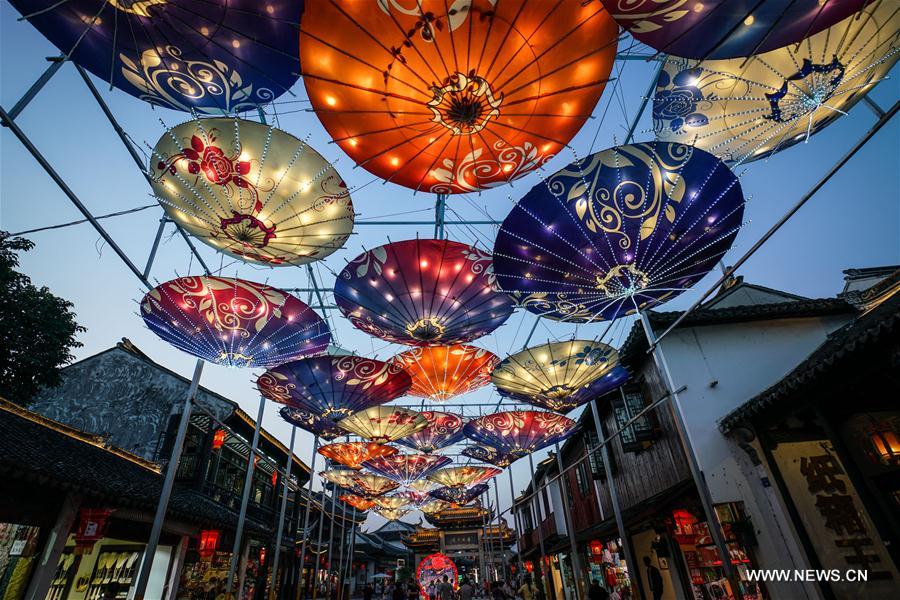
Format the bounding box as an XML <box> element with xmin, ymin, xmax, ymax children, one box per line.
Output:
<box><xmin>279</xmin><ymin>407</ymin><xmax>344</xmax><ymax>441</ymax></box>
<box><xmin>10</xmin><ymin>0</ymin><xmax>302</xmax><ymax>113</ymax></box>
<box><xmin>363</xmin><ymin>454</ymin><xmax>452</xmax><ymax>486</ymax></box>
<box><xmin>600</xmin><ymin>0</ymin><xmax>868</xmax><ymax>60</ymax></box>
<box><xmin>653</xmin><ymin>2</ymin><xmax>900</xmax><ymax>165</ymax></box>
<box><xmin>461</xmin><ymin>445</ymin><xmax>515</xmax><ymax>468</ymax></box>
<box><xmin>346</xmin><ymin>473</ymin><xmax>400</xmax><ymax>498</ymax></box>
<box><xmin>372</xmin><ymin>495</ymin><xmax>411</xmax><ymax>511</ymax></box>
<box><xmin>373</xmin><ymin>507</ymin><xmax>410</xmax><ymax>521</ymax></box>
<box><xmin>339</xmin><ymin>494</ymin><xmax>376</xmax><ymax>512</ymax></box>
<box><xmin>299</xmin><ymin>0</ymin><xmax>618</xmax><ymax>193</ymax></box>
<box><xmin>338</xmin><ymin>407</ymin><xmax>429</xmax><ymax>443</ymax></box>
<box><xmin>492</xmin><ymin>142</ymin><xmax>745</xmax><ymax>322</ymax></box>
<box><xmin>427</xmin><ymin>466</ymin><xmax>501</xmax><ymax>488</ymax></box>
<box><xmin>150</xmin><ymin>118</ymin><xmax>353</xmax><ymax>266</ymax></box>
<box><xmin>407</xmin><ymin>479</ymin><xmax>439</xmax><ymax>493</ymax></box>
<box><xmin>257</xmin><ymin>355</ymin><xmax>411</xmax><ymax>421</ymax></box>
<box><xmin>491</xmin><ymin>341</ymin><xmax>619</xmax><ymax>401</ymax></box>
<box><xmin>419</xmin><ymin>500</ymin><xmax>453</xmax><ymax>514</ymax></box>
<box><xmin>390</xmin><ymin>345</ymin><xmax>500</xmax><ymax>402</ymax></box>
<box><xmin>429</xmin><ymin>484</ymin><xmax>489</xmax><ymax>505</ymax></box>
<box><xmin>141</xmin><ymin>276</ymin><xmax>329</xmax><ymax>367</ymax></box>
<box><xmin>498</xmin><ymin>366</ymin><xmax>630</xmax><ymax>413</ymax></box>
<box><xmin>317</xmin><ymin>442</ymin><xmax>399</xmax><ymax>471</ymax></box>
<box><xmin>395</xmin><ymin>411</ymin><xmax>467</xmax><ymax>454</ymax></box>
<box><xmin>319</xmin><ymin>468</ymin><xmax>358</xmax><ymax>489</ymax></box>
<box><xmin>464</xmin><ymin>411</ymin><xmax>579</xmax><ymax>459</ymax></box>
<box><xmin>335</xmin><ymin>239</ymin><xmax>514</xmax><ymax>345</ymax></box>
<box><xmin>395</xmin><ymin>490</ymin><xmax>432</xmax><ymax>507</ymax></box>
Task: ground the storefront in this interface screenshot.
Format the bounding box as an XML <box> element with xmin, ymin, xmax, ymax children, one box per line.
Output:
<box><xmin>587</xmin><ymin>538</ymin><xmax>632</xmax><ymax>598</ymax></box>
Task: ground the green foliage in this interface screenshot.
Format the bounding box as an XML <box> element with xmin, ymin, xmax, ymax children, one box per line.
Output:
<box><xmin>0</xmin><ymin>231</ymin><xmax>85</xmax><ymax>406</ymax></box>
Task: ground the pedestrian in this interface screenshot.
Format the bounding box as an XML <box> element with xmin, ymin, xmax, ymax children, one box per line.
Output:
<box><xmin>408</xmin><ymin>579</ymin><xmax>419</xmax><ymax>600</ymax></box>
<box><xmin>394</xmin><ymin>581</ymin><xmax>407</xmax><ymax>600</ymax></box>
<box><xmin>643</xmin><ymin>556</ymin><xmax>664</xmax><ymax>600</ymax></box>
<box><xmin>588</xmin><ymin>579</ymin><xmax>609</xmax><ymax>600</ymax></box>
<box><xmin>458</xmin><ymin>578</ymin><xmax>475</xmax><ymax>600</ymax></box>
<box><xmin>364</xmin><ymin>583</ymin><xmax>375</xmax><ymax>600</ymax></box>
<box><xmin>517</xmin><ymin>575</ymin><xmax>538</xmax><ymax>600</ymax></box>
<box><xmin>427</xmin><ymin>581</ymin><xmax>437</xmax><ymax>600</ymax></box>
<box><xmin>438</xmin><ymin>575</ymin><xmax>455</xmax><ymax>600</ymax></box>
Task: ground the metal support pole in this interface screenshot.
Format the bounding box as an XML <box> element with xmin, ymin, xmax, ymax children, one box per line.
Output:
<box><xmin>143</xmin><ymin>217</ymin><xmax>168</xmax><ymax>280</ymax></box>
<box><xmin>639</xmin><ymin>312</ymin><xmax>743</xmax><ymax>595</ymax></box>
<box><xmin>589</xmin><ymin>402</ymin><xmax>639</xmax><ymax>598</ymax></box>
<box><xmin>507</xmin><ymin>468</ymin><xmax>524</xmax><ymax>579</ymax></box>
<box><xmin>7</xmin><ymin>57</ymin><xmax>65</xmax><ymax>120</ymax></box>
<box><xmin>527</xmin><ymin>453</ymin><xmax>548</xmax><ymax>595</ymax></box>
<box><xmin>434</xmin><ymin>193</ymin><xmax>447</xmax><ymax>239</ymax></box>
<box><xmin>311</xmin><ymin>488</ymin><xmax>329</xmax><ymax>600</ymax></box>
<box><xmin>336</xmin><ymin>493</ymin><xmax>348</xmax><ymax>596</ymax></box>
<box><xmin>862</xmin><ymin>95</ymin><xmax>886</xmax><ymax>118</ymax></box>
<box><xmin>554</xmin><ymin>444</ymin><xmax>585</xmax><ymax>600</ymax></box>
<box><xmin>134</xmin><ymin>359</ymin><xmax>204</xmax><ymax>599</ymax></box>
<box><xmin>227</xmin><ymin>395</ymin><xmax>267</xmax><ymax>594</ymax></box>
<box><xmin>270</xmin><ymin>426</ymin><xmax>297</xmax><ymax>600</ymax></box>
<box><xmin>342</xmin><ymin>521</ymin><xmax>358</xmax><ymax>599</ymax></box>
<box><xmin>492</xmin><ymin>478</ymin><xmax>504</xmax><ymax>580</ymax></box>
<box><xmin>298</xmin><ymin>436</ymin><xmax>320</xmax><ymax>599</ymax></box>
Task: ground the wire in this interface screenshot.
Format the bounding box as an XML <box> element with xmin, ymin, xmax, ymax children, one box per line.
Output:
<box><xmin>10</xmin><ymin>203</ymin><xmax>158</xmax><ymax>236</ymax></box>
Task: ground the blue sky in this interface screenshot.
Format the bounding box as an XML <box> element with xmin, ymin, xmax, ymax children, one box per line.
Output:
<box><xmin>1</xmin><ymin>2</ymin><xmax>898</xmax><ymax>531</ymax></box>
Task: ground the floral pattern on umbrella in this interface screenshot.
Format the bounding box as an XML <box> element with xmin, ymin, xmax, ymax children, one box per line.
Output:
<box><xmin>427</xmin><ymin>466</ymin><xmax>501</xmax><ymax>488</ymax></box>
<box><xmin>463</xmin><ymin>411</ymin><xmax>579</xmax><ymax>459</ymax></box>
<box><xmin>373</xmin><ymin>507</ymin><xmax>410</xmax><ymax>521</ymax></box>
<box><xmin>395</xmin><ymin>411</ymin><xmax>467</xmax><ymax>454</ymax></box>
<box><xmin>141</xmin><ymin>276</ymin><xmax>329</xmax><ymax>367</ymax></box>
<box><xmin>429</xmin><ymin>484</ymin><xmax>489</xmax><ymax>505</ymax></box>
<box><xmin>338</xmin><ymin>407</ymin><xmax>430</xmax><ymax>444</ymax></box>
<box><xmin>461</xmin><ymin>445</ymin><xmax>516</xmax><ymax>468</ymax></box>
<box><xmin>334</xmin><ymin>239</ymin><xmax>514</xmax><ymax>346</ymax></box>
<box><xmin>279</xmin><ymin>407</ymin><xmax>344</xmax><ymax>441</ymax></box>
<box><xmin>340</xmin><ymin>494</ymin><xmax>376</xmax><ymax>512</ymax></box>
<box><xmin>317</xmin><ymin>442</ymin><xmax>399</xmax><ymax>471</ymax></box>
<box><xmin>390</xmin><ymin>345</ymin><xmax>500</xmax><ymax>402</ymax></box>
<box><xmin>319</xmin><ymin>468</ymin><xmax>358</xmax><ymax>489</ymax></box>
<box><xmin>345</xmin><ymin>473</ymin><xmax>400</xmax><ymax>498</ymax></box>
<box><xmin>497</xmin><ymin>366</ymin><xmax>630</xmax><ymax>413</ymax></box>
<box><xmin>373</xmin><ymin>495</ymin><xmax>412</xmax><ymax>511</ymax></box>
<box><xmin>363</xmin><ymin>453</ymin><xmax>453</xmax><ymax>486</ymax></box>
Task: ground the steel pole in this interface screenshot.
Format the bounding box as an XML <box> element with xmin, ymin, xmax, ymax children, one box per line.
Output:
<box><xmin>8</xmin><ymin>57</ymin><xmax>65</xmax><ymax>120</ymax></box>
<box><xmin>134</xmin><ymin>359</ymin><xmax>204</xmax><ymax>599</ymax></box>
<box><xmin>554</xmin><ymin>444</ymin><xmax>585</xmax><ymax>600</ymax></box>
<box><xmin>297</xmin><ymin>436</ymin><xmax>320</xmax><ymax>599</ymax></box>
<box><xmin>336</xmin><ymin>493</ymin><xmax>348</xmax><ymax>597</ymax></box>
<box><xmin>270</xmin><ymin>426</ymin><xmax>297</xmax><ymax>599</ymax></box>
<box><xmin>311</xmin><ymin>488</ymin><xmax>329</xmax><ymax>600</ymax></box>
<box><xmin>527</xmin><ymin>453</ymin><xmax>548</xmax><ymax>594</ymax></box>
<box><xmin>492</xmin><ymin>478</ymin><xmax>503</xmax><ymax>580</ymax></box>
<box><xmin>227</xmin><ymin>396</ymin><xmax>267</xmax><ymax>594</ymax></box>
<box><xmin>507</xmin><ymin>468</ymin><xmax>524</xmax><ymax>580</ymax></box>
<box><xmin>589</xmin><ymin>403</ymin><xmax>639</xmax><ymax>598</ymax></box>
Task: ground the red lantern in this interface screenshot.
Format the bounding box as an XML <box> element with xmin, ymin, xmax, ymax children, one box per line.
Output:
<box><xmin>589</xmin><ymin>540</ymin><xmax>604</xmax><ymax>564</ymax></box>
<box><xmin>271</xmin><ymin>471</ymin><xmax>279</xmax><ymax>487</ymax></box>
<box><xmin>73</xmin><ymin>508</ymin><xmax>114</xmax><ymax>555</ymax></box>
<box><xmin>524</xmin><ymin>561</ymin><xmax>534</xmax><ymax>573</ymax></box>
<box><xmin>212</xmin><ymin>429</ymin><xmax>227</xmax><ymax>450</ymax></box>
<box><xmin>199</xmin><ymin>530</ymin><xmax>221</xmax><ymax>560</ymax></box>
<box><xmin>259</xmin><ymin>547</ymin><xmax>267</xmax><ymax>565</ymax></box>
<box><xmin>671</xmin><ymin>509</ymin><xmax>699</xmax><ymax>545</ymax></box>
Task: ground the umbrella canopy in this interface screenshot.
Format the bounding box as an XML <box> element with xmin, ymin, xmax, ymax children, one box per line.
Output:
<box><xmin>427</xmin><ymin>466</ymin><xmax>501</xmax><ymax>488</ymax></box>
<box><xmin>141</xmin><ymin>276</ymin><xmax>330</xmax><ymax>367</ymax></box>
<box><xmin>363</xmin><ymin>453</ymin><xmax>453</xmax><ymax>486</ymax></box>
<box><xmin>395</xmin><ymin>490</ymin><xmax>432</xmax><ymax>507</ymax></box>
<box><xmin>429</xmin><ymin>484</ymin><xmax>489</xmax><ymax>505</ymax></box>
<box><xmin>600</xmin><ymin>0</ymin><xmax>867</xmax><ymax>60</ymax></box>
<box><xmin>390</xmin><ymin>345</ymin><xmax>500</xmax><ymax>402</ymax></box>
<box><xmin>407</xmin><ymin>479</ymin><xmax>439</xmax><ymax>493</ymax></box>
<box><xmin>319</xmin><ymin>468</ymin><xmax>358</xmax><ymax>489</ymax></box>
<box><xmin>299</xmin><ymin>0</ymin><xmax>617</xmax><ymax>193</ymax></box>
<box><xmin>461</xmin><ymin>445</ymin><xmax>516</xmax><ymax>468</ymax></box>
<box><xmin>653</xmin><ymin>2</ymin><xmax>900</xmax><ymax>165</ymax></box>
<box><xmin>498</xmin><ymin>365</ymin><xmax>630</xmax><ymax>413</ymax></box>
<box><xmin>279</xmin><ymin>407</ymin><xmax>344</xmax><ymax>441</ymax></box>
<box><xmin>373</xmin><ymin>507</ymin><xmax>410</xmax><ymax>521</ymax></box>
<box><xmin>346</xmin><ymin>473</ymin><xmax>401</xmax><ymax>498</ymax></box>
<box><xmin>150</xmin><ymin>118</ymin><xmax>353</xmax><ymax>266</ymax></box>
<box><xmin>338</xmin><ymin>406</ymin><xmax>430</xmax><ymax>443</ymax></box>
<box><xmin>464</xmin><ymin>411</ymin><xmax>579</xmax><ymax>459</ymax></box>
<box><xmin>257</xmin><ymin>356</ymin><xmax>411</xmax><ymax>421</ymax></box>
<box><xmin>419</xmin><ymin>499</ymin><xmax>453</xmax><ymax>514</ymax></box>
<box><xmin>492</xmin><ymin>142</ymin><xmax>745</xmax><ymax>322</ymax></box>
<box><xmin>339</xmin><ymin>494</ymin><xmax>376</xmax><ymax>512</ymax></box>
<box><xmin>317</xmin><ymin>442</ymin><xmax>399</xmax><ymax>471</ymax></box>
<box><xmin>373</xmin><ymin>495</ymin><xmax>412</xmax><ymax>511</ymax></box>
<box><xmin>491</xmin><ymin>341</ymin><xmax>619</xmax><ymax>400</ymax></box>
<box><xmin>395</xmin><ymin>411</ymin><xmax>467</xmax><ymax>454</ymax></box>
<box><xmin>10</xmin><ymin>0</ymin><xmax>302</xmax><ymax>113</ymax></box>
<box><xmin>335</xmin><ymin>239</ymin><xmax>514</xmax><ymax>346</ymax></box>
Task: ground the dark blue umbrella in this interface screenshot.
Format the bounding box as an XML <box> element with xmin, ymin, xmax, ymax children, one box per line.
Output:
<box><xmin>279</xmin><ymin>407</ymin><xmax>344</xmax><ymax>441</ymax></box>
<box><xmin>429</xmin><ymin>484</ymin><xmax>489</xmax><ymax>505</ymax></box>
<box><xmin>493</xmin><ymin>142</ymin><xmax>745</xmax><ymax>323</ymax></box>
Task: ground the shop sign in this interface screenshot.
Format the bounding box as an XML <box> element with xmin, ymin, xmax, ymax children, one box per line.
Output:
<box><xmin>444</xmin><ymin>532</ymin><xmax>478</xmax><ymax>548</ymax></box>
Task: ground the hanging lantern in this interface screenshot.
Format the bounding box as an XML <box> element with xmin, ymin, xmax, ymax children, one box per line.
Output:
<box><xmin>429</xmin><ymin>484</ymin><xmax>489</xmax><ymax>505</ymax></box>
<box><xmin>279</xmin><ymin>407</ymin><xmax>344</xmax><ymax>441</ymax></box>
<box><xmin>373</xmin><ymin>507</ymin><xmax>411</xmax><ymax>521</ymax></box>
<box><xmin>9</xmin><ymin>0</ymin><xmax>302</xmax><ymax>113</ymax></box>
<box><xmin>373</xmin><ymin>495</ymin><xmax>412</xmax><ymax>511</ymax></box>
<box><xmin>346</xmin><ymin>473</ymin><xmax>401</xmax><ymax>498</ymax></box>
<box><xmin>320</xmin><ymin>468</ymin><xmax>359</xmax><ymax>489</ymax></box>
<box><xmin>498</xmin><ymin>366</ymin><xmax>630</xmax><ymax>414</ymax></box>
<box><xmin>464</xmin><ymin>411</ymin><xmax>579</xmax><ymax>459</ymax></box>
<box><xmin>427</xmin><ymin>466</ymin><xmax>501</xmax><ymax>488</ymax></box>
<box><xmin>600</xmin><ymin>0</ymin><xmax>867</xmax><ymax>60</ymax></box>
<box><xmin>334</xmin><ymin>239</ymin><xmax>514</xmax><ymax>346</ymax></box>
<box><xmin>141</xmin><ymin>276</ymin><xmax>330</xmax><ymax>367</ymax></box>
<box><xmin>258</xmin><ymin>355</ymin><xmax>411</xmax><ymax>421</ymax></box>
<box><xmin>363</xmin><ymin>453</ymin><xmax>453</xmax><ymax>486</ymax></box>
<box><xmin>318</xmin><ymin>442</ymin><xmax>399</xmax><ymax>471</ymax></box>
<box><xmin>198</xmin><ymin>529</ymin><xmax>221</xmax><ymax>560</ymax></box>
<box><xmin>259</xmin><ymin>547</ymin><xmax>267</xmax><ymax>566</ymax></box>
<box><xmin>865</xmin><ymin>418</ymin><xmax>900</xmax><ymax>466</ymax></box>
<box><xmin>339</xmin><ymin>494</ymin><xmax>376</xmax><ymax>512</ymax></box>
<box><xmin>395</xmin><ymin>411</ymin><xmax>467</xmax><ymax>454</ymax></box>
<box><xmin>337</xmin><ymin>406</ymin><xmax>429</xmax><ymax>443</ymax></box>
<box><xmin>491</xmin><ymin>341</ymin><xmax>619</xmax><ymax>402</ymax></box>
<box><xmin>461</xmin><ymin>445</ymin><xmax>515</xmax><ymax>469</ymax></box>
<box><xmin>212</xmin><ymin>429</ymin><xmax>227</xmax><ymax>450</ymax></box>
<box><xmin>419</xmin><ymin>500</ymin><xmax>452</xmax><ymax>514</ymax></box>
<box><xmin>390</xmin><ymin>345</ymin><xmax>500</xmax><ymax>402</ymax></box>
<box><xmin>299</xmin><ymin>0</ymin><xmax>617</xmax><ymax>193</ymax></box>
<box><xmin>492</xmin><ymin>142</ymin><xmax>745</xmax><ymax>322</ymax></box>
<box><xmin>271</xmin><ymin>471</ymin><xmax>279</xmax><ymax>487</ymax></box>
<box><xmin>149</xmin><ymin>118</ymin><xmax>353</xmax><ymax>266</ymax></box>
<box><xmin>652</xmin><ymin>2</ymin><xmax>900</xmax><ymax>165</ymax></box>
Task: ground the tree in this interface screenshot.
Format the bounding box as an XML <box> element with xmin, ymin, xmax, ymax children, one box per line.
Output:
<box><xmin>0</xmin><ymin>231</ymin><xmax>85</xmax><ymax>406</ymax></box>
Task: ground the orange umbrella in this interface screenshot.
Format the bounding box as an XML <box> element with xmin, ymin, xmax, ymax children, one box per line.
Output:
<box><xmin>317</xmin><ymin>441</ymin><xmax>399</xmax><ymax>470</ymax></box>
<box><xmin>299</xmin><ymin>0</ymin><xmax>618</xmax><ymax>193</ymax></box>
<box><xmin>339</xmin><ymin>494</ymin><xmax>376</xmax><ymax>512</ymax></box>
<box><xmin>391</xmin><ymin>345</ymin><xmax>499</xmax><ymax>402</ymax></box>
